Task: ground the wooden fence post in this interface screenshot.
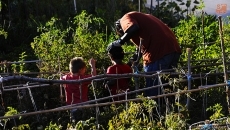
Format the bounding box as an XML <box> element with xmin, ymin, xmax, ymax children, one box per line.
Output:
<box><xmin>218</xmin><ymin>16</ymin><xmax>230</xmax><ymax>114</ymax></box>
<box><xmin>186</xmin><ymin>48</ymin><xmax>192</xmax><ymax>109</ymax></box>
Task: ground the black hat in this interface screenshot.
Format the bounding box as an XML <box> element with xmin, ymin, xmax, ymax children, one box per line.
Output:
<box><xmin>107</xmin><ymin>44</ymin><xmax>124</xmax><ymax>59</ymax></box>
<box><xmin>107</xmin><ymin>44</ymin><xmax>123</xmax><ymax>54</ymax></box>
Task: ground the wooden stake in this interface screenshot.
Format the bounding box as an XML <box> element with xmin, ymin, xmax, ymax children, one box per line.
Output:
<box><xmin>218</xmin><ymin>16</ymin><xmax>229</xmax><ymax>114</ymax></box>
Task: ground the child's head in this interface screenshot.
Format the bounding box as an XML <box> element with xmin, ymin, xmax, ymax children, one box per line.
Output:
<box><xmin>107</xmin><ymin>45</ymin><xmax>124</xmax><ymax>60</ymax></box>
<box><xmin>69</xmin><ymin>57</ymin><xmax>86</xmax><ymax>74</ymax></box>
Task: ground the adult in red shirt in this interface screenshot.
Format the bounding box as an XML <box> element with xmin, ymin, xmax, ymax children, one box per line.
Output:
<box><xmin>106</xmin><ymin>45</ymin><xmax>132</xmax><ymax>100</ymax></box>
<box><xmin>109</xmin><ymin>11</ymin><xmax>181</xmax><ymax>96</ymax></box>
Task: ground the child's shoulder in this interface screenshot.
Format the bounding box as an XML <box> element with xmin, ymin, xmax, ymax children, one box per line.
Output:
<box><xmin>107</xmin><ymin>64</ymin><xmax>132</xmax><ymax>73</ymax></box>
<box><xmin>61</xmin><ymin>73</ymin><xmax>71</xmax><ymax>80</ymax></box>
<box><xmin>120</xmin><ymin>64</ymin><xmax>132</xmax><ymax>69</ymax></box>
<box><xmin>81</xmin><ymin>75</ymin><xmax>92</xmax><ymax>79</ymax></box>
<box><xmin>62</xmin><ymin>74</ymin><xmax>92</xmax><ymax>80</ymax></box>
<box><xmin>108</xmin><ymin>64</ymin><xmax>131</xmax><ymax>69</ymax></box>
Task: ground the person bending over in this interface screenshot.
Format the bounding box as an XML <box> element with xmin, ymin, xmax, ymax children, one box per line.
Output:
<box><xmin>109</xmin><ymin>11</ymin><xmax>181</xmax><ymax>96</ymax></box>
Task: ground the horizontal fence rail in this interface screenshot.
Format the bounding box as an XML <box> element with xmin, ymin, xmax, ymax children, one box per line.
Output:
<box><xmin>0</xmin><ymin>58</ymin><xmax>229</xmax><ymax>126</ymax></box>
<box><xmin>0</xmin><ymin>81</ymin><xmax>227</xmax><ymax>120</ymax></box>
<box><xmin>0</xmin><ymin>70</ymin><xmax>227</xmax><ymax>84</ymax></box>
<box><xmin>0</xmin><ymin>60</ymin><xmax>42</xmax><ymax>65</ymax></box>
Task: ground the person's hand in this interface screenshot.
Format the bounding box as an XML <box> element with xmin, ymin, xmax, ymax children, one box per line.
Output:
<box><xmin>88</xmin><ymin>58</ymin><xmax>96</xmax><ymax>67</ymax></box>
<box><xmin>107</xmin><ymin>40</ymin><xmax>122</xmax><ymax>52</ymax></box>
<box><xmin>111</xmin><ymin>39</ymin><xmax>121</xmax><ymax>47</ymax></box>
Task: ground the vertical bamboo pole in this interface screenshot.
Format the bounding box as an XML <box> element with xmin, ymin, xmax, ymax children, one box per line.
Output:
<box><xmin>58</xmin><ymin>56</ymin><xmax>64</xmax><ymax>103</ymax></box>
<box><xmin>150</xmin><ymin>0</ymin><xmax>153</xmax><ymax>14</ymax></box>
<box><xmin>186</xmin><ymin>48</ymin><xmax>192</xmax><ymax>109</ymax></box>
<box><xmin>138</xmin><ymin>0</ymin><xmax>141</xmax><ymax>12</ymax></box>
<box><xmin>91</xmin><ymin>81</ymin><xmax>100</xmax><ymax>130</ymax></box>
<box><xmin>73</xmin><ymin>0</ymin><xmax>77</xmax><ymax>13</ymax></box>
<box><xmin>134</xmin><ymin>39</ymin><xmax>142</xmax><ymax>96</ymax></box>
<box><xmin>157</xmin><ymin>0</ymin><xmax>160</xmax><ymax>17</ymax></box>
<box><xmin>202</xmin><ymin>10</ymin><xmax>206</xmax><ymax>57</ymax></box>
<box><xmin>218</xmin><ymin>16</ymin><xmax>230</xmax><ymax>114</ymax></box>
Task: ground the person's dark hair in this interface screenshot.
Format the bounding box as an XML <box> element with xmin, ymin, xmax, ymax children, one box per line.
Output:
<box><xmin>107</xmin><ymin>45</ymin><xmax>124</xmax><ymax>60</ymax></box>
<box><xmin>69</xmin><ymin>57</ymin><xmax>86</xmax><ymax>74</ymax></box>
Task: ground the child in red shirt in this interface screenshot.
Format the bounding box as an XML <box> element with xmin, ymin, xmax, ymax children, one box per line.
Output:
<box><xmin>106</xmin><ymin>45</ymin><xmax>132</xmax><ymax>100</ymax></box>
<box><xmin>61</xmin><ymin>57</ymin><xmax>96</xmax><ymax>122</ymax></box>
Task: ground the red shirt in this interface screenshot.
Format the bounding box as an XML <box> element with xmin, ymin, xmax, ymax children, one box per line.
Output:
<box><xmin>62</xmin><ymin>74</ymin><xmax>91</xmax><ymax>105</ymax></box>
<box><xmin>107</xmin><ymin>64</ymin><xmax>132</xmax><ymax>100</ymax></box>
<box><xmin>120</xmin><ymin>11</ymin><xmax>181</xmax><ymax>66</ymax></box>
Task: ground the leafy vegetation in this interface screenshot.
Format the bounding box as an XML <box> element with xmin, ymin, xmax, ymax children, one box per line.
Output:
<box><xmin>31</xmin><ymin>11</ymin><xmax>111</xmax><ymax>75</ymax></box>
<box><xmin>0</xmin><ymin>0</ymin><xmax>230</xmax><ymax>129</ymax></box>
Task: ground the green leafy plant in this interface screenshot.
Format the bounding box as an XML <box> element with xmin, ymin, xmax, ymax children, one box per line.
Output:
<box><xmin>12</xmin><ymin>124</ymin><xmax>30</xmax><ymax>130</ymax></box>
<box><xmin>173</xmin><ymin>14</ymin><xmax>219</xmax><ymax>61</ymax></box>
<box><xmin>206</xmin><ymin>103</ymin><xmax>224</xmax><ymax>120</ymax></box>
<box><xmin>3</xmin><ymin>107</ymin><xmax>20</xmax><ymax>129</ymax></box>
<box><xmin>164</xmin><ymin>112</ymin><xmax>187</xmax><ymax>130</ymax></box>
<box><xmin>73</xmin><ymin>117</ymin><xmax>105</xmax><ymax>130</ymax></box>
<box><xmin>18</xmin><ymin>52</ymin><xmax>27</xmax><ymax>73</ymax></box>
<box><xmin>4</xmin><ymin>106</ymin><xmax>19</xmax><ymax>118</ymax></box>
<box><xmin>108</xmin><ymin>97</ymin><xmax>160</xmax><ymax>130</ymax></box>
<box><xmin>31</xmin><ymin>11</ymin><xmax>108</xmax><ymax>74</ymax></box>
<box><xmin>45</xmin><ymin>121</ymin><xmax>62</xmax><ymax>130</ymax></box>
<box><xmin>0</xmin><ymin>29</ymin><xmax>7</xmax><ymax>39</ymax></box>
<box><xmin>11</xmin><ymin>51</ymin><xmax>28</xmax><ymax>73</ymax></box>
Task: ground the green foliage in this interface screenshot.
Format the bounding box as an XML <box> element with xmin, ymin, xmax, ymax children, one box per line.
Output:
<box><xmin>4</xmin><ymin>107</ymin><xmax>19</xmax><ymax>117</ymax></box>
<box><xmin>107</xmin><ymin>96</ymin><xmax>188</xmax><ymax>129</ymax></box>
<box><xmin>3</xmin><ymin>107</ymin><xmax>25</xmax><ymax>129</ymax></box>
<box><xmin>108</xmin><ymin>105</ymin><xmax>147</xmax><ymax>129</ymax></box>
<box><xmin>0</xmin><ymin>0</ymin><xmax>7</xmax><ymax>39</ymax></box>
<box><xmin>19</xmin><ymin>52</ymin><xmax>27</xmax><ymax>73</ymax></box>
<box><xmin>45</xmin><ymin>121</ymin><xmax>62</xmax><ymax>130</ymax></box>
<box><xmin>31</xmin><ymin>10</ymin><xmax>107</xmax><ymax>74</ymax></box>
<box><xmin>0</xmin><ymin>61</ymin><xmax>8</xmax><ymax>73</ymax></box>
<box><xmin>222</xmin><ymin>16</ymin><xmax>230</xmax><ymax>57</ymax></box>
<box><xmin>108</xmin><ymin>97</ymin><xmax>158</xmax><ymax>130</ymax></box>
<box><xmin>164</xmin><ymin>112</ymin><xmax>187</xmax><ymax>130</ymax></box>
<box><xmin>31</xmin><ymin>17</ymin><xmax>71</xmax><ymax>73</ymax></box>
<box><xmin>11</xmin><ymin>63</ymin><xmax>17</xmax><ymax>73</ymax></box>
<box><xmin>72</xmin><ymin>10</ymin><xmax>107</xmax><ymax>61</ymax></box>
<box><xmin>173</xmin><ymin>14</ymin><xmax>219</xmax><ymax>61</ymax></box>
<box><xmin>206</xmin><ymin>103</ymin><xmax>224</xmax><ymax>120</ymax></box>
<box><xmin>73</xmin><ymin>117</ymin><xmax>105</xmax><ymax>130</ymax></box>
<box><xmin>11</xmin><ymin>52</ymin><xmax>28</xmax><ymax>73</ymax></box>
<box><xmin>2</xmin><ymin>0</ymin><xmax>230</xmax><ymax>129</ymax></box>
<box><xmin>173</xmin><ymin>14</ymin><xmax>230</xmax><ymax>117</ymax></box>
<box><xmin>12</xmin><ymin>124</ymin><xmax>30</xmax><ymax>130</ymax></box>
<box><xmin>0</xmin><ymin>29</ymin><xmax>7</xmax><ymax>39</ymax></box>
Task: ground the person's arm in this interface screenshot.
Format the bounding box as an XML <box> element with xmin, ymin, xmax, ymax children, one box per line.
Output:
<box><xmin>120</xmin><ymin>24</ymin><xmax>139</xmax><ymax>45</ymax></box>
<box><xmin>89</xmin><ymin>58</ymin><xmax>96</xmax><ymax>76</ymax></box>
<box><xmin>111</xmin><ymin>24</ymin><xmax>139</xmax><ymax>46</ymax></box>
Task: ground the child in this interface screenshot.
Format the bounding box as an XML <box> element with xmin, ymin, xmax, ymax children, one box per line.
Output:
<box><xmin>61</xmin><ymin>57</ymin><xmax>96</xmax><ymax>121</ymax></box>
<box><xmin>106</xmin><ymin>45</ymin><xmax>132</xmax><ymax>100</ymax></box>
